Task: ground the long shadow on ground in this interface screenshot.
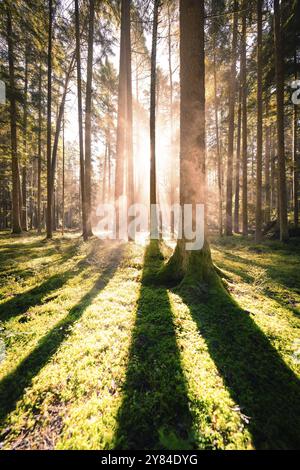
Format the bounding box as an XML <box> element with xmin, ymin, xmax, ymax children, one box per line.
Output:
<box><xmin>0</xmin><ymin>245</ymin><xmax>124</xmax><ymax>426</ymax></box>
<box><xmin>114</xmin><ymin>242</ymin><xmax>194</xmax><ymax>450</ymax></box>
<box><xmin>0</xmin><ymin>267</ymin><xmax>81</xmax><ymax>322</ymax></box>
<box><xmin>178</xmin><ymin>278</ymin><xmax>300</xmax><ymax>449</ymax></box>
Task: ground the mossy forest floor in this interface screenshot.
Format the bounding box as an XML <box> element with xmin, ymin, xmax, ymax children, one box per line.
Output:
<box><xmin>0</xmin><ymin>232</ymin><xmax>300</xmax><ymax>450</ymax></box>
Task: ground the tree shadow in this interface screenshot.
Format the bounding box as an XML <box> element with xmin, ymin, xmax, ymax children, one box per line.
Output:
<box><xmin>0</xmin><ymin>245</ymin><xmax>124</xmax><ymax>426</ymax></box>
<box><xmin>114</xmin><ymin>242</ymin><xmax>194</xmax><ymax>450</ymax></box>
<box><xmin>214</xmin><ymin>249</ymin><xmax>300</xmax><ymax>317</ymax></box>
<box><xmin>0</xmin><ymin>263</ymin><xmax>82</xmax><ymax>322</ymax></box>
<box><xmin>178</xmin><ymin>284</ymin><xmax>300</xmax><ymax>449</ymax></box>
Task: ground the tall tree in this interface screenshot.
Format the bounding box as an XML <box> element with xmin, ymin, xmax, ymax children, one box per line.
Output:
<box><xmin>213</xmin><ymin>29</ymin><xmax>223</xmax><ymax>237</ymax></box>
<box><xmin>6</xmin><ymin>5</ymin><xmax>22</xmax><ymax>234</ymax></box>
<box><xmin>150</xmin><ymin>0</ymin><xmax>160</xmax><ymax>238</ymax></box>
<box><xmin>162</xmin><ymin>0</ymin><xmax>217</xmax><ymax>286</ymax></box>
<box><xmin>85</xmin><ymin>0</ymin><xmax>95</xmax><ymax>237</ymax></box>
<box><xmin>125</xmin><ymin>0</ymin><xmax>134</xmax><ymax>241</ymax></box>
<box><xmin>225</xmin><ymin>1</ymin><xmax>238</xmax><ymax>236</ymax></box>
<box><xmin>255</xmin><ymin>0</ymin><xmax>263</xmax><ymax>242</ymax></box>
<box><xmin>37</xmin><ymin>61</ymin><xmax>43</xmax><ymax>234</ymax></box>
<box><xmin>234</xmin><ymin>81</ymin><xmax>242</xmax><ymax>233</ymax></box>
<box><xmin>265</xmin><ymin>98</ymin><xmax>271</xmax><ymax>224</ymax></box>
<box><xmin>274</xmin><ymin>0</ymin><xmax>289</xmax><ymax>241</ymax></box>
<box><xmin>293</xmin><ymin>52</ymin><xmax>299</xmax><ymax>228</ymax></box>
<box><xmin>21</xmin><ymin>44</ymin><xmax>29</xmax><ymax>231</ymax></box>
<box><xmin>241</xmin><ymin>0</ymin><xmax>248</xmax><ymax>237</ymax></box>
<box><xmin>74</xmin><ymin>0</ymin><xmax>87</xmax><ymax>240</ymax></box>
<box><xmin>46</xmin><ymin>0</ymin><xmax>53</xmax><ymax>239</ymax></box>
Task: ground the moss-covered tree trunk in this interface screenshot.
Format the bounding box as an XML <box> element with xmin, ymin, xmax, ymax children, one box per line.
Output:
<box><xmin>162</xmin><ymin>0</ymin><xmax>217</xmax><ymax>288</ymax></box>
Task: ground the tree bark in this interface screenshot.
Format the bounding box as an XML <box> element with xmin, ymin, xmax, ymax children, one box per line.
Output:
<box><xmin>50</xmin><ymin>56</ymin><xmax>75</xmax><ymax>196</ymax></box>
<box><xmin>265</xmin><ymin>98</ymin><xmax>271</xmax><ymax>224</ymax></box>
<box><xmin>241</xmin><ymin>1</ymin><xmax>248</xmax><ymax>237</ymax></box>
<box><xmin>168</xmin><ymin>3</ymin><xmax>176</xmax><ymax>237</ymax></box>
<box><xmin>62</xmin><ymin>113</ymin><xmax>65</xmax><ymax>236</ymax></box>
<box><xmin>213</xmin><ymin>34</ymin><xmax>223</xmax><ymax>237</ymax></box>
<box><xmin>255</xmin><ymin>0</ymin><xmax>263</xmax><ymax>242</ymax></box>
<box><xmin>37</xmin><ymin>62</ymin><xmax>43</xmax><ymax>234</ymax></box>
<box><xmin>74</xmin><ymin>0</ymin><xmax>88</xmax><ymax>241</ymax></box>
<box><xmin>115</xmin><ymin>0</ymin><xmax>127</xmax><ymax>210</ymax></box>
<box><xmin>234</xmin><ymin>80</ymin><xmax>242</xmax><ymax>233</ymax></box>
<box><xmin>125</xmin><ymin>0</ymin><xmax>134</xmax><ymax>241</ymax></box>
<box><xmin>225</xmin><ymin>1</ymin><xmax>238</xmax><ymax>236</ymax></box>
<box><xmin>84</xmin><ymin>0</ymin><xmax>95</xmax><ymax>237</ymax></box>
<box><xmin>46</xmin><ymin>0</ymin><xmax>53</xmax><ymax>239</ymax></box>
<box><xmin>6</xmin><ymin>6</ymin><xmax>22</xmax><ymax>234</ymax></box>
<box><xmin>162</xmin><ymin>0</ymin><xmax>217</xmax><ymax>287</ymax></box>
<box><xmin>150</xmin><ymin>0</ymin><xmax>159</xmax><ymax>239</ymax></box>
<box><xmin>21</xmin><ymin>45</ymin><xmax>29</xmax><ymax>231</ymax></box>
<box><xmin>274</xmin><ymin>0</ymin><xmax>289</xmax><ymax>241</ymax></box>
<box><xmin>293</xmin><ymin>53</ymin><xmax>299</xmax><ymax>228</ymax></box>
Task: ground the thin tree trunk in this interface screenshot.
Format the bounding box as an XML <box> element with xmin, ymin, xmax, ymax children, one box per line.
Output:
<box><xmin>234</xmin><ymin>80</ymin><xmax>242</xmax><ymax>233</ymax></box>
<box><xmin>150</xmin><ymin>0</ymin><xmax>159</xmax><ymax>239</ymax></box>
<box><xmin>168</xmin><ymin>2</ymin><xmax>176</xmax><ymax>237</ymax></box>
<box><xmin>293</xmin><ymin>53</ymin><xmax>299</xmax><ymax>228</ymax></box>
<box><xmin>46</xmin><ymin>0</ymin><xmax>53</xmax><ymax>239</ymax></box>
<box><xmin>225</xmin><ymin>0</ymin><xmax>238</xmax><ymax>236</ymax></box>
<box><xmin>255</xmin><ymin>0</ymin><xmax>263</xmax><ymax>242</ymax></box>
<box><xmin>274</xmin><ymin>0</ymin><xmax>289</xmax><ymax>241</ymax></box>
<box><xmin>213</xmin><ymin>36</ymin><xmax>223</xmax><ymax>237</ymax></box>
<box><xmin>74</xmin><ymin>0</ymin><xmax>87</xmax><ymax>240</ymax></box>
<box><xmin>50</xmin><ymin>55</ymin><xmax>75</xmax><ymax>194</ymax></box>
<box><xmin>102</xmin><ymin>142</ymin><xmax>108</xmax><ymax>204</ymax></box>
<box><xmin>6</xmin><ymin>6</ymin><xmax>22</xmax><ymax>234</ymax></box>
<box><xmin>125</xmin><ymin>0</ymin><xmax>134</xmax><ymax>241</ymax></box>
<box><xmin>265</xmin><ymin>98</ymin><xmax>271</xmax><ymax>224</ymax></box>
<box><xmin>62</xmin><ymin>113</ymin><xmax>65</xmax><ymax>236</ymax></box>
<box><xmin>22</xmin><ymin>45</ymin><xmax>29</xmax><ymax>231</ymax></box>
<box><xmin>84</xmin><ymin>0</ymin><xmax>95</xmax><ymax>237</ymax></box>
<box><xmin>37</xmin><ymin>62</ymin><xmax>42</xmax><ymax>234</ymax></box>
<box><xmin>241</xmin><ymin>2</ymin><xmax>248</xmax><ymax>237</ymax></box>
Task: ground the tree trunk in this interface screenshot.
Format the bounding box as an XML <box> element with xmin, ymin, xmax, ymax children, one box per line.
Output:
<box><xmin>37</xmin><ymin>62</ymin><xmax>43</xmax><ymax>234</ymax></box>
<box><xmin>265</xmin><ymin>98</ymin><xmax>271</xmax><ymax>224</ymax></box>
<box><xmin>234</xmin><ymin>80</ymin><xmax>242</xmax><ymax>234</ymax></box>
<box><xmin>168</xmin><ymin>3</ymin><xmax>176</xmax><ymax>237</ymax></box>
<box><xmin>225</xmin><ymin>1</ymin><xmax>238</xmax><ymax>236</ymax></box>
<box><xmin>62</xmin><ymin>113</ymin><xmax>65</xmax><ymax>236</ymax></box>
<box><xmin>6</xmin><ymin>7</ymin><xmax>22</xmax><ymax>234</ymax></box>
<box><xmin>293</xmin><ymin>53</ymin><xmax>299</xmax><ymax>228</ymax></box>
<box><xmin>241</xmin><ymin>1</ymin><xmax>248</xmax><ymax>237</ymax></box>
<box><xmin>74</xmin><ymin>0</ymin><xmax>88</xmax><ymax>241</ymax></box>
<box><xmin>255</xmin><ymin>0</ymin><xmax>263</xmax><ymax>242</ymax></box>
<box><xmin>162</xmin><ymin>0</ymin><xmax>217</xmax><ymax>287</ymax></box>
<box><xmin>46</xmin><ymin>0</ymin><xmax>53</xmax><ymax>239</ymax></box>
<box><xmin>125</xmin><ymin>0</ymin><xmax>134</xmax><ymax>241</ymax></box>
<box><xmin>115</xmin><ymin>0</ymin><xmax>127</xmax><ymax>217</ymax></box>
<box><xmin>150</xmin><ymin>0</ymin><xmax>159</xmax><ymax>239</ymax></box>
<box><xmin>274</xmin><ymin>0</ymin><xmax>289</xmax><ymax>241</ymax></box>
<box><xmin>213</xmin><ymin>35</ymin><xmax>222</xmax><ymax>237</ymax></box>
<box><xmin>84</xmin><ymin>0</ymin><xmax>95</xmax><ymax>237</ymax></box>
<box><xmin>21</xmin><ymin>45</ymin><xmax>29</xmax><ymax>231</ymax></box>
<box><xmin>50</xmin><ymin>56</ymin><xmax>75</xmax><ymax>196</ymax></box>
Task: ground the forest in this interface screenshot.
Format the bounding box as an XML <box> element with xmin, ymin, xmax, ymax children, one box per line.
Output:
<box><xmin>0</xmin><ymin>0</ymin><xmax>300</xmax><ymax>452</ymax></box>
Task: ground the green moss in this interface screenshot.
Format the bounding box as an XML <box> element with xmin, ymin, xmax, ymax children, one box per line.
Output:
<box><xmin>0</xmin><ymin>233</ymin><xmax>299</xmax><ymax>449</ymax></box>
